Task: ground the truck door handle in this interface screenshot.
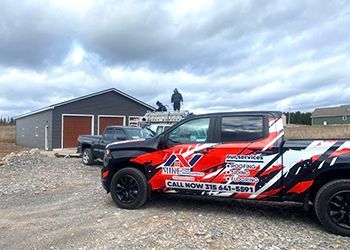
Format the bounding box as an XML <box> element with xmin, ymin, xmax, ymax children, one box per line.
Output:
<box><xmin>194</xmin><ymin>148</ymin><xmax>209</xmax><ymax>154</ymax></box>
<box><xmin>255</xmin><ymin>150</ymin><xmax>276</xmax><ymax>155</ymax></box>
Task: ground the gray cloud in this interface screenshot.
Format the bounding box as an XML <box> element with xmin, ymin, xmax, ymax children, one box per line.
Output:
<box><xmin>0</xmin><ymin>1</ymin><xmax>78</xmax><ymax>69</ymax></box>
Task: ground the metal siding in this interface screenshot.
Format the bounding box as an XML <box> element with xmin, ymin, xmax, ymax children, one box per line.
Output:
<box><xmin>15</xmin><ymin>110</ymin><xmax>53</xmax><ymax>149</ymax></box>
<box><xmin>312</xmin><ymin>116</ymin><xmax>350</xmax><ymax>125</ymax></box>
<box><xmin>52</xmin><ymin>91</ymin><xmax>152</xmax><ymax>149</ymax></box>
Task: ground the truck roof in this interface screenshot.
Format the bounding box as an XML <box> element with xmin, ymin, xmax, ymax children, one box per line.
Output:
<box><xmin>186</xmin><ymin>111</ymin><xmax>283</xmax><ymax>119</ymax></box>
<box><xmin>105</xmin><ymin>126</ymin><xmax>142</xmax><ymax>129</ymax></box>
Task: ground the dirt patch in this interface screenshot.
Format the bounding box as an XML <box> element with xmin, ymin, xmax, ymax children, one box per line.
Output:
<box><xmin>0</xmin><ymin>126</ymin><xmax>26</xmax><ymax>159</ymax></box>
<box><xmin>0</xmin><ymin>126</ymin><xmax>15</xmax><ymax>143</ymax></box>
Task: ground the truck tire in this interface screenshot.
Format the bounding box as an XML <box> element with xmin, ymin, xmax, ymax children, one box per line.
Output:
<box><xmin>314</xmin><ymin>179</ymin><xmax>350</xmax><ymax>236</ymax></box>
<box><xmin>110</xmin><ymin>168</ymin><xmax>149</xmax><ymax>209</ymax></box>
<box><xmin>82</xmin><ymin>148</ymin><xmax>94</xmax><ymax>165</ymax></box>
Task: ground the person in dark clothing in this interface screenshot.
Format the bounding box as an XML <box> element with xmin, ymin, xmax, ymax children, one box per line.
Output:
<box><xmin>171</xmin><ymin>88</ymin><xmax>183</xmax><ymax>111</ymax></box>
<box><xmin>156</xmin><ymin>101</ymin><xmax>167</xmax><ymax>112</ymax></box>
<box><xmin>140</xmin><ymin>117</ymin><xmax>148</xmax><ymax>129</ymax></box>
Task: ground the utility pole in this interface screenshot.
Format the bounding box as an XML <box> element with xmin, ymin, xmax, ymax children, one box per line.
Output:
<box><xmin>288</xmin><ymin>108</ymin><xmax>291</xmax><ymax>125</ymax></box>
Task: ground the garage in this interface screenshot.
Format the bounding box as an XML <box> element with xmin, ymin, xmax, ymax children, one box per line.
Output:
<box><xmin>15</xmin><ymin>88</ymin><xmax>155</xmax><ymax>150</ymax></box>
<box><xmin>62</xmin><ymin>115</ymin><xmax>93</xmax><ymax>148</ymax></box>
<box><xmin>98</xmin><ymin>115</ymin><xmax>125</xmax><ymax>134</ymax></box>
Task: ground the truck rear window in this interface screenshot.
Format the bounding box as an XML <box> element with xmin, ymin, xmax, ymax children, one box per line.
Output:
<box><xmin>221</xmin><ymin>116</ymin><xmax>264</xmax><ymax>142</ymax></box>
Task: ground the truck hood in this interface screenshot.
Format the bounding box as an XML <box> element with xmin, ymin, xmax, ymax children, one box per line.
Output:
<box><xmin>106</xmin><ymin>136</ymin><xmax>159</xmax><ymax>150</ymax></box>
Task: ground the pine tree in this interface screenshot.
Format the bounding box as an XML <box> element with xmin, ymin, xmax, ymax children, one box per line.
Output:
<box><xmin>283</xmin><ymin>111</ymin><xmax>311</xmax><ymax>125</ymax></box>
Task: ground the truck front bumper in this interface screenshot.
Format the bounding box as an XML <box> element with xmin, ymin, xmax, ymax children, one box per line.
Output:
<box><xmin>102</xmin><ymin>179</ymin><xmax>110</xmax><ymax>193</ymax></box>
<box><xmin>76</xmin><ymin>143</ymin><xmax>82</xmax><ymax>154</ymax></box>
<box><xmin>101</xmin><ymin>155</ymin><xmax>112</xmax><ymax>193</ymax></box>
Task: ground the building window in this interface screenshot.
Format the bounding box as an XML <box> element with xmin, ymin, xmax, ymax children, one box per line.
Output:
<box><xmin>35</xmin><ymin>126</ymin><xmax>39</xmax><ymax>137</ymax></box>
<box><xmin>343</xmin><ymin>116</ymin><xmax>347</xmax><ymax>121</ymax></box>
<box><xmin>129</xmin><ymin>116</ymin><xmax>141</xmax><ymax>127</ymax></box>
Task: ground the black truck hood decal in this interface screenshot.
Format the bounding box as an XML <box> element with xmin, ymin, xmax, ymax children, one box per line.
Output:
<box><xmin>106</xmin><ymin>136</ymin><xmax>159</xmax><ymax>151</ymax></box>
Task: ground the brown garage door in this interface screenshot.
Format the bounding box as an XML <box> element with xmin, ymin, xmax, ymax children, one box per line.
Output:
<box><xmin>63</xmin><ymin>116</ymin><xmax>92</xmax><ymax>148</ymax></box>
<box><xmin>99</xmin><ymin>116</ymin><xmax>124</xmax><ymax>134</ymax></box>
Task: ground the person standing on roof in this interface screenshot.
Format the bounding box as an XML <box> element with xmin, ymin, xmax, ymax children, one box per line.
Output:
<box><xmin>156</xmin><ymin>101</ymin><xmax>167</xmax><ymax>112</ymax></box>
<box><xmin>171</xmin><ymin>88</ymin><xmax>183</xmax><ymax>111</ymax></box>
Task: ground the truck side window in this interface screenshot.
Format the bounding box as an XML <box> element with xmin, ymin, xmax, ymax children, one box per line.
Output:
<box><xmin>156</xmin><ymin>126</ymin><xmax>164</xmax><ymax>135</ymax></box>
<box><xmin>168</xmin><ymin>118</ymin><xmax>210</xmax><ymax>145</ymax></box>
<box><xmin>221</xmin><ymin>116</ymin><xmax>264</xmax><ymax>142</ymax></box>
<box><xmin>114</xmin><ymin>129</ymin><xmax>127</xmax><ymax>140</ymax></box>
<box><xmin>104</xmin><ymin>128</ymin><xmax>126</xmax><ymax>140</ymax></box>
<box><xmin>103</xmin><ymin>128</ymin><xmax>115</xmax><ymax>139</ymax></box>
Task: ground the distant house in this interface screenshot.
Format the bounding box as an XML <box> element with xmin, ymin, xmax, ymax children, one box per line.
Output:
<box><xmin>311</xmin><ymin>105</ymin><xmax>350</xmax><ymax>125</ymax></box>
<box><xmin>15</xmin><ymin>88</ymin><xmax>155</xmax><ymax>150</ymax></box>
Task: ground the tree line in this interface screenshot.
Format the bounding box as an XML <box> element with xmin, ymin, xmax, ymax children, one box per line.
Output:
<box><xmin>0</xmin><ymin>117</ymin><xmax>15</xmax><ymax>126</ymax></box>
<box><xmin>283</xmin><ymin>111</ymin><xmax>312</xmax><ymax>125</ymax></box>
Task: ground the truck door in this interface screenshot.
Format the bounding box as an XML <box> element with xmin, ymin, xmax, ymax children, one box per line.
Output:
<box><xmin>208</xmin><ymin>114</ymin><xmax>284</xmax><ymax>199</ymax></box>
<box><xmin>149</xmin><ymin>116</ymin><xmax>217</xmax><ymax>191</ymax></box>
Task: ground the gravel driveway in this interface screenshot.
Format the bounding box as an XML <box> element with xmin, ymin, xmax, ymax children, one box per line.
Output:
<box><xmin>0</xmin><ymin>151</ymin><xmax>349</xmax><ymax>249</ymax></box>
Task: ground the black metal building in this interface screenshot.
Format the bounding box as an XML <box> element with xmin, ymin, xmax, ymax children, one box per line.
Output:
<box><xmin>15</xmin><ymin>88</ymin><xmax>155</xmax><ymax>149</ymax></box>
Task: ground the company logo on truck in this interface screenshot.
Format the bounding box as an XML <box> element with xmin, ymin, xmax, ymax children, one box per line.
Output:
<box><xmin>162</xmin><ymin>153</ymin><xmax>204</xmax><ymax>176</ymax></box>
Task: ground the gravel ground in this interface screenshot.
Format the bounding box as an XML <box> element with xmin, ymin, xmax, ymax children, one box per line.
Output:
<box><xmin>0</xmin><ymin>150</ymin><xmax>349</xmax><ymax>249</ymax></box>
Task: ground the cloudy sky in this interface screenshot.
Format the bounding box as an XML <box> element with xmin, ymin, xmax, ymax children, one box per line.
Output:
<box><xmin>0</xmin><ymin>0</ymin><xmax>349</xmax><ymax>117</ymax></box>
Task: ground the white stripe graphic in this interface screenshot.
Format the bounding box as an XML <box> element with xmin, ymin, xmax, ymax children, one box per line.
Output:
<box><xmin>182</xmin><ymin>143</ymin><xmax>218</xmax><ymax>158</ymax></box>
<box><xmin>262</xmin><ymin>131</ymin><xmax>284</xmax><ymax>151</ymax></box>
<box><xmin>248</xmin><ymin>140</ymin><xmax>336</xmax><ymax>199</ymax></box>
<box><xmin>335</xmin><ymin>141</ymin><xmax>350</xmax><ymax>152</ymax></box>
<box><xmin>269</xmin><ymin>119</ymin><xmax>284</xmax><ymax>133</ymax></box>
<box><xmin>248</xmin><ymin>170</ymin><xmax>283</xmax><ymax>199</ymax></box>
<box><xmin>330</xmin><ymin>157</ymin><xmax>337</xmax><ymax>166</ymax></box>
<box><xmin>318</xmin><ymin>160</ymin><xmax>325</xmax><ymax>169</ymax></box>
<box><xmin>202</xmin><ymin>169</ymin><xmax>222</xmax><ymax>180</ymax></box>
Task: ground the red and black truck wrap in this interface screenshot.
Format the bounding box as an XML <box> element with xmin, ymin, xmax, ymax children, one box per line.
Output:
<box><xmin>101</xmin><ymin>111</ymin><xmax>350</xmax><ymax>236</ymax></box>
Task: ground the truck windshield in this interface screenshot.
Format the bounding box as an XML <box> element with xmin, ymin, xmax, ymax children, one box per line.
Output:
<box><xmin>125</xmin><ymin>128</ymin><xmax>154</xmax><ymax>139</ymax></box>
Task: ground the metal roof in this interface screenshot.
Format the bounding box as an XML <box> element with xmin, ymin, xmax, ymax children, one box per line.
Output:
<box><xmin>15</xmin><ymin>88</ymin><xmax>155</xmax><ymax>120</ymax></box>
<box><xmin>311</xmin><ymin>105</ymin><xmax>350</xmax><ymax>118</ymax></box>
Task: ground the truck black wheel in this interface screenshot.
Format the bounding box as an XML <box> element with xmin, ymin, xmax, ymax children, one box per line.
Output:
<box><xmin>82</xmin><ymin>148</ymin><xmax>94</xmax><ymax>165</ymax></box>
<box><xmin>110</xmin><ymin>168</ymin><xmax>149</xmax><ymax>209</ymax></box>
<box><xmin>314</xmin><ymin>179</ymin><xmax>350</xmax><ymax>236</ymax></box>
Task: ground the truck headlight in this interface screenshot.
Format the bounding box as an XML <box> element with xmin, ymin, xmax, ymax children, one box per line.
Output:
<box><xmin>104</xmin><ymin>149</ymin><xmax>111</xmax><ymax>157</ymax></box>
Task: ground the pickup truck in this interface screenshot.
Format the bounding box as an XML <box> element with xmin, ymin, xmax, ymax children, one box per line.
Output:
<box><xmin>101</xmin><ymin>111</ymin><xmax>350</xmax><ymax>236</ymax></box>
<box><xmin>77</xmin><ymin>126</ymin><xmax>154</xmax><ymax>165</ymax></box>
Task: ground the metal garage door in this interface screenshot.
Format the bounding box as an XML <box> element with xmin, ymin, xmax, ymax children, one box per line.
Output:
<box><xmin>63</xmin><ymin>116</ymin><xmax>93</xmax><ymax>148</ymax></box>
<box><xmin>99</xmin><ymin>116</ymin><xmax>125</xmax><ymax>134</ymax></box>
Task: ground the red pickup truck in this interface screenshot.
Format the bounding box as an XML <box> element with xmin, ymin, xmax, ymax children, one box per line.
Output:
<box><xmin>101</xmin><ymin>111</ymin><xmax>350</xmax><ymax>236</ymax></box>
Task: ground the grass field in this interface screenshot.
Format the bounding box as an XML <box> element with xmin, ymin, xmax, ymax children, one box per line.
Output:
<box><xmin>285</xmin><ymin>124</ymin><xmax>350</xmax><ymax>139</ymax></box>
<box><xmin>0</xmin><ymin>126</ymin><xmax>24</xmax><ymax>159</ymax></box>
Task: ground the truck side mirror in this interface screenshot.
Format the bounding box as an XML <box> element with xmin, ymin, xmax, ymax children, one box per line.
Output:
<box><xmin>158</xmin><ymin>135</ymin><xmax>166</xmax><ymax>149</ymax></box>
